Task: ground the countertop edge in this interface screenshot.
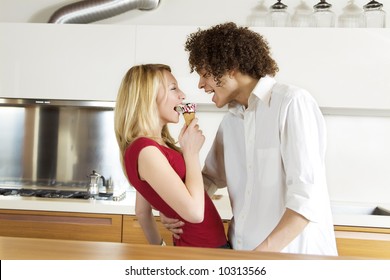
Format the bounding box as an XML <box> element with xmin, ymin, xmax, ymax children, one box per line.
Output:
<box><xmin>1</xmin><ymin>193</ymin><xmax>390</xmax><ymax>228</ymax></box>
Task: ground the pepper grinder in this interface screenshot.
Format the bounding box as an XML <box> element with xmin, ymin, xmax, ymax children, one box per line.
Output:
<box><xmin>363</xmin><ymin>0</ymin><xmax>386</xmax><ymax>28</ymax></box>
<box><xmin>266</xmin><ymin>0</ymin><xmax>290</xmax><ymax>27</ymax></box>
<box><xmin>312</xmin><ymin>0</ymin><xmax>336</xmax><ymax>27</ymax></box>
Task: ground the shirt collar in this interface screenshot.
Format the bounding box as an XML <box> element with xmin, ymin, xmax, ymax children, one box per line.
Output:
<box><xmin>251</xmin><ymin>75</ymin><xmax>276</xmax><ymax>107</ymax></box>
<box><xmin>228</xmin><ymin>75</ymin><xmax>276</xmax><ymax>116</ymax></box>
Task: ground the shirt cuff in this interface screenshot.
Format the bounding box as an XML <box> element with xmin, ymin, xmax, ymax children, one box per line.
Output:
<box><xmin>286</xmin><ymin>183</ymin><xmax>320</xmax><ymax>223</ymax></box>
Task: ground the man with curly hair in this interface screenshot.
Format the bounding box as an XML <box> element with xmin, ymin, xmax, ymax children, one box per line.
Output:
<box><xmin>162</xmin><ymin>22</ymin><xmax>337</xmax><ymax>256</ymax></box>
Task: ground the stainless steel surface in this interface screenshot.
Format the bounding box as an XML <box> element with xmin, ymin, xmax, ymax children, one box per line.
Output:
<box><xmin>0</xmin><ymin>98</ymin><xmax>129</xmax><ymax>193</ymax></box>
<box><xmin>0</xmin><ymin>98</ymin><xmax>115</xmax><ymax>108</ymax></box>
<box><xmin>0</xmin><ymin>187</ymin><xmax>126</xmax><ymax>201</ymax></box>
<box><xmin>48</xmin><ymin>0</ymin><xmax>161</xmax><ymax>24</ymax></box>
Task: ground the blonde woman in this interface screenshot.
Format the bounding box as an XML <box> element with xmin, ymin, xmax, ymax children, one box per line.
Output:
<box><xmin>114</xmin><ymin>64</ymin><xmax>228</xmax><ymax>248</ymax></box>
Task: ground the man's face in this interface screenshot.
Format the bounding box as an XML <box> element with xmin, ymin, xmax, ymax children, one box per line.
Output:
<box><xmin>196</xmin><ymin>69</ymin><xmax>240</xmax><ymax>108</ymax></box>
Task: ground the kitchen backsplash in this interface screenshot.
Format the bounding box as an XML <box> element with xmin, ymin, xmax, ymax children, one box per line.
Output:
<box><xmin>0</xmin><ymin>99</ymin><xmax>129</xmax><ymax>191</ymax></box>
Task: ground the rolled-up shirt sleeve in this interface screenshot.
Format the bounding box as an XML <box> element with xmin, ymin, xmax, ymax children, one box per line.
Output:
<box><xmin>279</xmin><ymin>90</ymin><xmax>327</xmax><ymax>223</ymax></box>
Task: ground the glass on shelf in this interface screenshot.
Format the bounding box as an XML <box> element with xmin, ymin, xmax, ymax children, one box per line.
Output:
<box><xmin>291</xmin><ymin>1</ymin><xmax>313</xmax><ymax>27</ymax></box>
<box><xmin>312</xmin><ymin>0</ymin><xmax>336</xmax><ymax>27</ymax></box>
<box><xmin>266</xmin><ymin>0</ymin><xmax>290</xmax><ymax>27</ymax></box>
<box><xmin>338</xmin><ymin>1</ymin><xmax>363</xmax><ymax>28</ymax></box>
<box><xmin>363</xmin><ymin>0</ymin><xmax>386</xmax><ymax>28</ymax></box>
<box><xmin>247</xmin><ymin>0</ymin><xmax>269</xmax><ymax>27</ymax></box>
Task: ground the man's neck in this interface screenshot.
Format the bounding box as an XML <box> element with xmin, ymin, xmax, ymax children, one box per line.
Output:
<box><xmin>234</xmin><ymin>74</ymin><xmax>259</xmax><ymax>108</ymax></box>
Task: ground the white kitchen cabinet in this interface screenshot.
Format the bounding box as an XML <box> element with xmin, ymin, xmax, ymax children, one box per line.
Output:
<box><xmin>1</xmin><ymin>24</ymin><xmax>390</xmax><ymax>109</ymax></box>
<box><xmin>135</xmin><ymin>25</ymin><xmax>390</xmax><ymax>110</ymax></box>
<box><xmin>252</xmin><ymin>27</ymin><xmax>390</xmax><ymax>110</ymax></box>
<box><xmin>0</xmin><ymin>23</ymin><xmax>136</xmax><ymax>101</ymax></box>
<box><xmin>134</xmin><ymin>25</ymin><xmax>213</xmax><ymax>104</ymax></box>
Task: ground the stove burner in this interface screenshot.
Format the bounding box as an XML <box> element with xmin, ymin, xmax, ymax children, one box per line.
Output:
<box><xmin>0</xmin><ymin>188</ymin><xmax>113</xmax><ymax>200</ymax></box>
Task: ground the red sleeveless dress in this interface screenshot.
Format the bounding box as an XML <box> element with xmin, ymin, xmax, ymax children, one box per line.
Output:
<box><xmin>125</xmin><ymin>137</ymin><xmax>227</xmax><ymax>248</ymax></box>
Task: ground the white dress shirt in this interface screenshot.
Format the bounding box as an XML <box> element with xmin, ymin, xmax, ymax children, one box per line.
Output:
<box><xmin>203</xmin><ymin>76</ymin><xmax>338</xmax><ymax>255</ymax></box>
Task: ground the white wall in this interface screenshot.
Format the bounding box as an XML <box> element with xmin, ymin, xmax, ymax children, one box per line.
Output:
<box><xmin>325</xmin><ymin>115</ymin><xmax>390</xmax><ymax>204</ymax></box>
<box><xmin>1</xmin><ymin>0</ymin><xmax>390</xmax><ymax>27</ymax></box>
<box><xmin>172</xmin><ymin>112</ymin><xmax>390</xmax><ymax>205</ymax></box>
<box><xmin>1</xmin><ymin>0</ymin><xmax>390</xmax><ymax>204</ymax></box>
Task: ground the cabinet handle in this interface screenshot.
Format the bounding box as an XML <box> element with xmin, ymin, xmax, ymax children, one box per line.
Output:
<box><xmin>0</xmin><ymin>213</ymin><xmax>112</xmax><ymax>225</ymax></box>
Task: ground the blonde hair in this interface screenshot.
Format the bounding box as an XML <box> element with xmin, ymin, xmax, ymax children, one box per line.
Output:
<box><xmin>114</xmin><ymin>64</ymin><xmax>180</xmax><ymax>171</ymax></box>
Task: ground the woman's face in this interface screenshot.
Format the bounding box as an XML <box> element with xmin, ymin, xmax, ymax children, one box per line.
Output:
<box><xmin>196</xmin><ymin>69</ymin><xmax>240</xmax><ymax>108</ymax></box>
<box><xmin>156</xmin><ymin>70</ymin><xmax>185</xmax><ymax>126</ymax></box>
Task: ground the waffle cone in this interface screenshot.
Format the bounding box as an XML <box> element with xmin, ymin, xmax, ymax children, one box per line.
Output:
<box><xmin>183</xmin><ymin>112</ymin><xmax>195</xmax><ymax>126</ymax></box>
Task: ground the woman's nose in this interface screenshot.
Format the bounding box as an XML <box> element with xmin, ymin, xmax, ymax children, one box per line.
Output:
<box><xmin>179</xmin><ymin>90</ymin><xmax>186</xmax><ymax>100</ymax></box>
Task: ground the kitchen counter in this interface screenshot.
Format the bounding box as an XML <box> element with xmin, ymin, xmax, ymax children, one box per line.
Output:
<box><xmin>0</xmin><ymin>190</ymin><xmax>389</xmax><ymax>228</ymax></box>
<box><xmin>0</xmin><ymin>236</ymin><xmax>352</xmax><ymax>260</ymax></box>
<box><xmin>0</xmin><ymin>189</ymin><xmax>233</xmax><ymax>219</ymax></box>
<box><xmin>0</xmin><ymin>190</ymin><xmax>138</xmax><ymax>215</ymax></box>
<box><xmin>331</xmin><ymin>201</ymin><xmax>390</xmax><ymax>229</ymax></box>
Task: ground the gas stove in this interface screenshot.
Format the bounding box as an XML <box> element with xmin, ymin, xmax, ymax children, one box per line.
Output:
<box><xmin>0</xmin><ymin>187</ymin><xmax>124</xmax><ymax>201</ymax></box>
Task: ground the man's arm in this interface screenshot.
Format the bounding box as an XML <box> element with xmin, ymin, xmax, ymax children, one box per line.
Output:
<box><xmin>259</xmin><ymin>92</ymin><xmax>326</xmax><ymax>252</ymax></box>
<box><xmin>254</xmin><ymin>208</ymin><xmax>309</xmax><ymax>252</ymax></box>
<box><xmin>135</xmin><ymin>191</ymin><xmax>162</xmax><ymax>245</ymax></box>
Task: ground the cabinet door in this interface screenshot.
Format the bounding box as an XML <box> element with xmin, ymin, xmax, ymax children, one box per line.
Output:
<box><xmin>136</xmin><ymin>26</ymin><xmax>390</xmax><ymax>109</ymax></box>
<box><xmin>0</xmin><ymin>23</ymin><xmax>136</xmax><ymax>101</ymax></box>
<box><xmin>135</xmin><ymin>25</ymin><xmax>213</xmax><ymax>105</ymax></box>
<box><xmin>122</xmin><ymin>215</ymin><xmax>174</xmax><ymax>245</ymax></box>
<box><xmin>251</xmin><ymin>28</ymin><xmax>390</xmax><ymax>110</ymax></box>
<box><xmin>335</xmin><ymin>226</ymin><xmax>390</xmax><ymax>259</ymax></box>
<box><xmin>0</xmin><ymin>209</ymin><xmax>122</xmax><ymax>242</ymax></box>
<box><xmin>122</xmin><ymin>215</ymin><xmax>230</xmax><ymax>246</ymax></box>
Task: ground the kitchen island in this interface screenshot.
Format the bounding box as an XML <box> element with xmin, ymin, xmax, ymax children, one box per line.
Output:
<box><xmin>0</xmin><ymin>236</ymin><xmax>348</xmax><ymax>260</ymax></box>
<box><xmin>1</xmin><ymin>190</ymin><xmax>390</xmax><ymax>259</ymax></box>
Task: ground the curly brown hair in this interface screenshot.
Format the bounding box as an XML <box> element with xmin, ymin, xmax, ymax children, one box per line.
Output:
<box><xmin>185</xmin><ymin>22</ymin><xmax>279</xmax><ymax>85</ymax></box>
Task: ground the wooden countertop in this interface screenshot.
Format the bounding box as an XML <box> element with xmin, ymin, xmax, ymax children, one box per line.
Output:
<box><xmin>0</xmin><ymin>236</ymin><xmax>351</xmax><ymax>260</ymax></box>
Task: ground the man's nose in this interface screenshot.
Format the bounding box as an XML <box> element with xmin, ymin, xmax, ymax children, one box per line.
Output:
<box><xmin>198</xmin><ymin>78</ymin><xmax>204</xmax><ymax>89</ymax></box>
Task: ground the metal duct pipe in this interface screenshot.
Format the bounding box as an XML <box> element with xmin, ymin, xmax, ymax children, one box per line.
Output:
<box><xmin>48</xmin><ymin>0</ymin><xmax>160</xmax><ymax>24</ymax></box>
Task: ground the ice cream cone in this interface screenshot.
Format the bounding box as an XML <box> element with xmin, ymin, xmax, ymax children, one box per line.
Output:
<box><xmin>176</xmin><ymin>103</ymin><xmax>197</xmax><ymax>126</ymax></box>
<box><xmin>183</xmin><ymin>112</ymin><xmax>195</xmax><ymax>126</ymax></box>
